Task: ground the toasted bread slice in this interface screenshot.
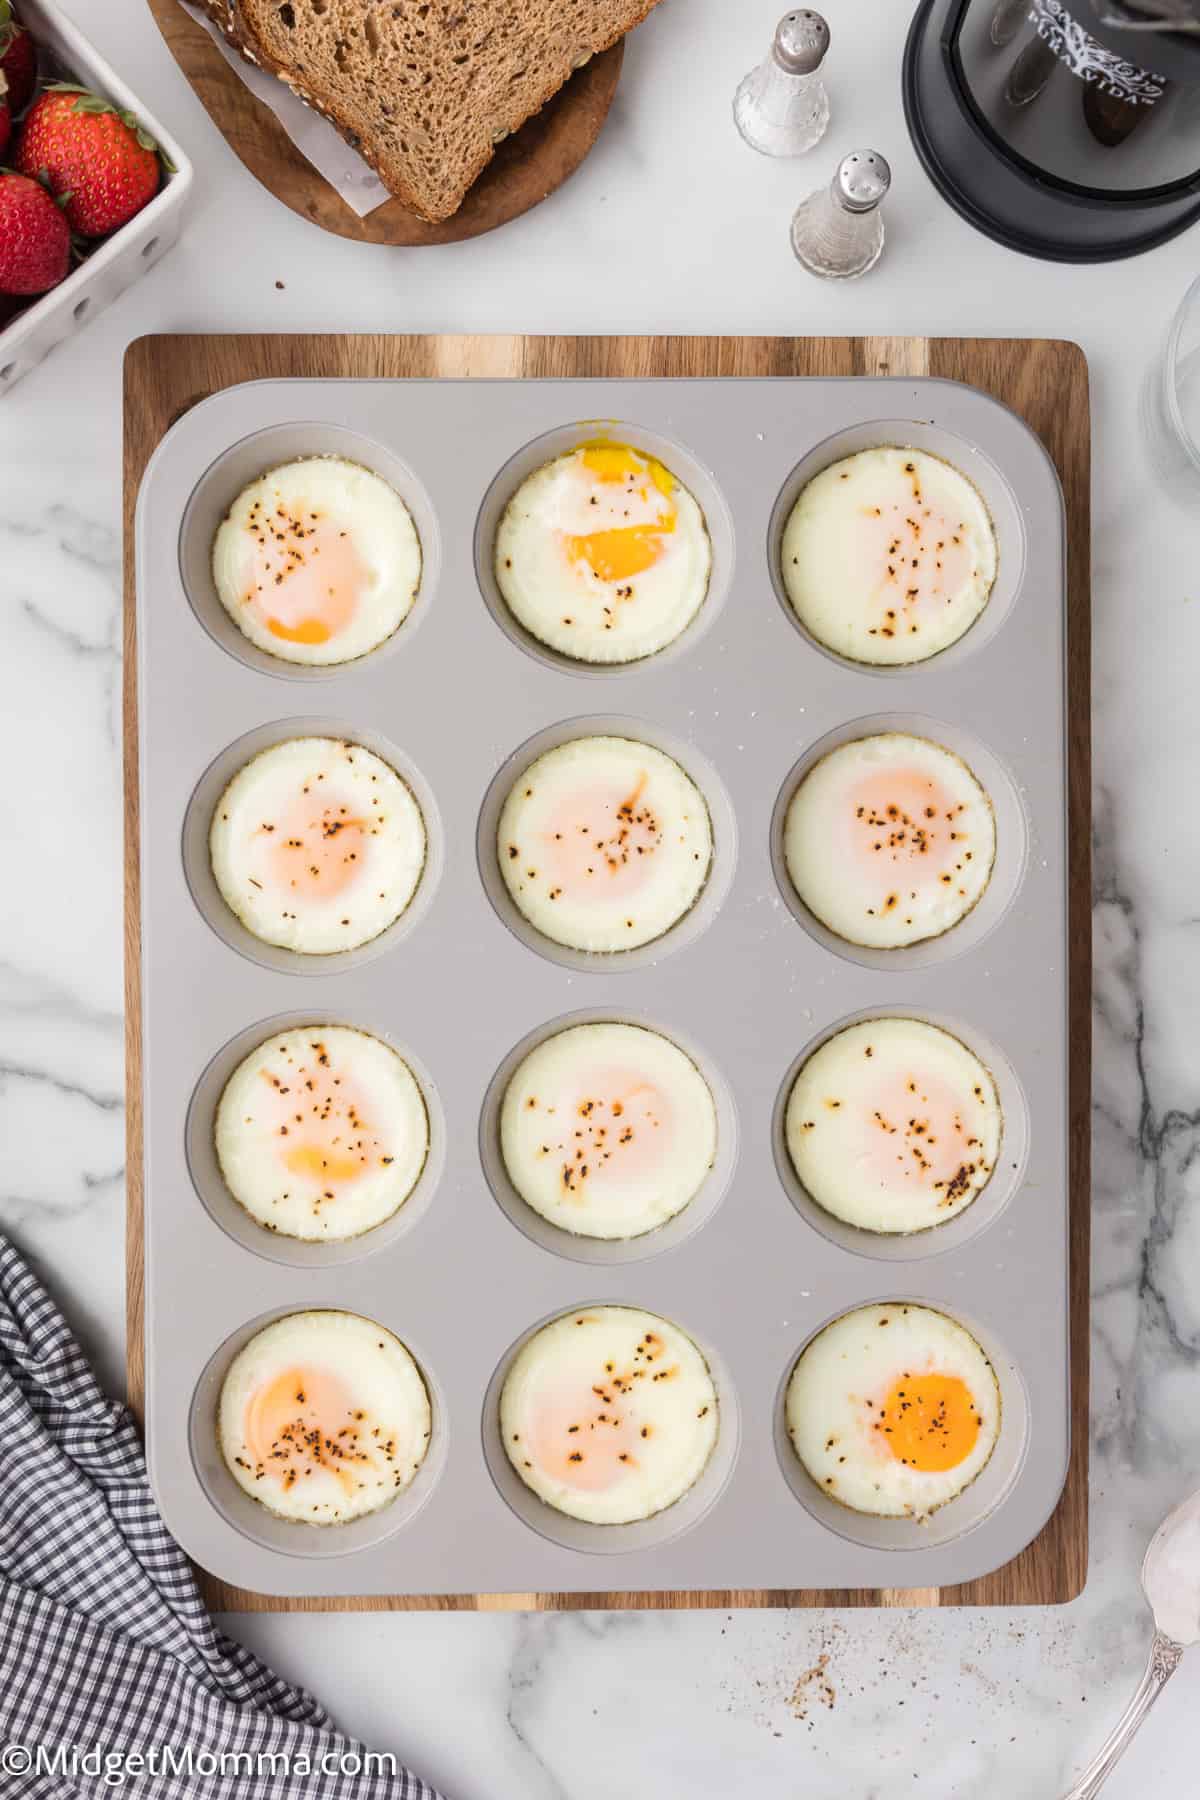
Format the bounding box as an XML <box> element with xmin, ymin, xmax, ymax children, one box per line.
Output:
<box><xmin>226</xmin><ymin>0</ymin><xmax>661</xmax><ymax>221</ymax></box>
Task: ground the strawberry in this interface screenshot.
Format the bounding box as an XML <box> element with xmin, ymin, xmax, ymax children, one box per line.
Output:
<box><xmin>0</xmin><ymin>2</ymin><xmax>35</xmax><ymax>116</ymax></box>
<box><xmin>0</xmin><ymin>172</ymin><xmax>70</xmax><ymax>295</ymax></box>
<box><xmin>0</xmin><ymin>72</ymin><xmax>10</xmax><ymax>158</ymax></box>
<box><xmin>15</xmin><ymin>83</ymin><xmax>164</xmax><ymax>237</ymax></box>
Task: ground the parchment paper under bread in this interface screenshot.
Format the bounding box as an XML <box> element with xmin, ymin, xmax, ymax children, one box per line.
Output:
<box><xmin>184</xmin><ymin>1</ymin><xmax>390</xmax><ymax>218</ymax></box>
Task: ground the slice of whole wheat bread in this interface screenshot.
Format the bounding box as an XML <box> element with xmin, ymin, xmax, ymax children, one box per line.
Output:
<box><xmin>225</xmin><ymin>0</ymin><xmax>662</xmax><ymax>221</ymax></box>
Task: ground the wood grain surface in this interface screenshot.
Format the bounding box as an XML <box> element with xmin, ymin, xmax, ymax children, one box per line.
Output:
<box><xmin>123</xmin><ymin>333</ymin><xmax>1091</xmax><ymax>1613</ymax></box>
<box><xmin>146</xmin><ymin>0</ymin><xmax>624</xmax><ymax>245</ymax></box>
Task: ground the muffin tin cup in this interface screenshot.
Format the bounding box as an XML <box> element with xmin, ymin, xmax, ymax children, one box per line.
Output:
<box><xmin>767</xmin><ymin>418</ymin><xmax>1028</xmax><ymax>676</ymax></box>
<box><xmin>178</xmin><ymin>420</ymin><xmax>442</xmax><ymax>682</ymax></box>
<box><xmin>476</xmin><ymin>713</ymin><xmax>738</xmax><ymax>973</ymax></box>
<box><xmin>769</xmin><ymin>710</ymin><xmax>1030</xmax><ymax>974</ymax></box>
<box><xmin>188</xmin><ymin>1305</ymin><xmax>449</xmax><ymax>1560</ymax></box>
<box><xmin>181</xmin><ymin>715</ymin><xmax>445</xmax><ymax>976</ymax></box>
<box><xmin>771</xmin><ymin>1004</ymin><xmax>1031</xmax><ymax>1264</ymax></box>
<box><xmin>136</xmin><ymin>373</ymin><xmax>1069</xmax><ymax>1597</ymax></box>
<box><xmin>474</xmin><ymin>421</ymin><xmax>735</xmax><ymax>678</ymax></box>
<box><xmin>481</xmin><ymin>1303</ymin><xmax>741</xmax><ymax>1555</ymax></box>
<box><xmin>479</xmin><ymin>1007</ymin><xmax>739</xmax><ymax>1266</ymax></box>
<box><xmin>772</xmin><ymin>1299</ymin><xmax>1031</xmax><ymax>1553</ymax></box>
<box><xmin>186</xmin><ymin>1010</ymin><xmax>446</xmax><ymax>1270</ymax></box>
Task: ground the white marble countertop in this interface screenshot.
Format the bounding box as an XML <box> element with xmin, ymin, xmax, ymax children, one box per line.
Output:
<box><xmin>4</xmin><ymin>0</ymin><xmax>1200</xmax><ymax>1792</ymax></box>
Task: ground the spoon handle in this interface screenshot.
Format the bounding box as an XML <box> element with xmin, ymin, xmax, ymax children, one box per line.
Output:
<box><xmin>1061</xmin><ymin>1631</ymin><xmax>1185</xmax><ymax>1800</ymax></box>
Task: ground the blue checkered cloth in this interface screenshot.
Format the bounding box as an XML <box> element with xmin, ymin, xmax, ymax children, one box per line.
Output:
<box><xmin>0</xmin><ymin>1236</ymin><xmax>442</xmax><ymax>1798</ymax></box>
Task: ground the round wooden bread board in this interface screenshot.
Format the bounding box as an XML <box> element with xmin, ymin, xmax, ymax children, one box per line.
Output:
<box><xmin>146</xmin><ymin>0</ymin><xmax>625</xmax><ymax>245</ymax></box>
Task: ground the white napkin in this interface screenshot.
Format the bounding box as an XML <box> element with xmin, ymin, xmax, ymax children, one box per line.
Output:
<box><xmin>182</xmin><ymin>1</ymin><xmax>391</xmax><ymax>217</ymax></box>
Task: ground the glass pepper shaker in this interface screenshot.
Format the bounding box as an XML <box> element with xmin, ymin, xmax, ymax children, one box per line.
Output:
<box><xmin>733</xmin><ymin>10</ymin><xmax>831</xmax><ymax>157</ymax></box>
<box><xmin>790</xmin><ymin>149</ymin><xmax>890</xmax><ymax>280</ymax></box>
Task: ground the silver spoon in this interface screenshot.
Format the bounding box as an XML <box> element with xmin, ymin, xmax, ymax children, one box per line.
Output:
<box><xmin>1061</xmin><ymin>1486</ymin><xmax>1200</xmax><ymax>1798</ymax></box>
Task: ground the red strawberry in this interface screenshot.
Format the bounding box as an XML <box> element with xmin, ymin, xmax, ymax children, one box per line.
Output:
<box><xmin>0</xmin><ymin>172</ymin><xmax>70</xmax><ymax>295</ymax></box>
<box><xmin>0</xmin><ymin>2</ymin><xmax>35</xmax><ymax>116</ymax></box>
<box><xmin>15</xmin><ymin>83</ymin><xmax>164</xmax><ymax>237</ymax></box>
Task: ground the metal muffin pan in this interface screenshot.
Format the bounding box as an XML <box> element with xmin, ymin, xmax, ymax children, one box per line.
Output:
<box><xmin>135</xmin><ymin>375</ymin><xmax>1068</xmax><ymax>1597</ymax></box>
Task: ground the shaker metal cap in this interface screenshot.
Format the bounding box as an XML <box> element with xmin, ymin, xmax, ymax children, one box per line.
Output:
<box><xmin>835</xmin><ymin>149</ymin><xmax>891</xmax><ymax>212</ymax></box>
<box><xmin>774</xmin><ymin>9</ymin><xmax>830</xmax><ymax>74</ymax></box>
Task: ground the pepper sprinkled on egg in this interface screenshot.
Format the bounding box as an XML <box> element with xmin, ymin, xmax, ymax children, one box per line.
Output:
<box><xmin>500</xmin><ymin>1307</ymin><xmax>719</xmax><ymax>1524</ymax></box>
<box><xmin>497</xmin><ymin>735</ymin><xmax>712</xmax><ymax>953</ymax></box>
<box><xmin>781</xmin><ymin>446</ymin><xmax>997</xmax><ymax>666</ymax></box>
<box><xmin>209</xmin><ymin>737</ymin><xmax>426</xmax><ymax>955</ymax></box>
<box><xmin>500</xmin><ymin>1021</ymin><xmax>717</xmax><ymax>1240</ymax></box>
<box><xmin>495</xmin><ymin>441</ymin><xmax>712</xmax><ymax>664</ymax></box>
<box><xmin>215</xmin><ymin>1025</ymin><xmax>430</xmax><ymax>1242</ymax></box>
<box><xmin>218</xmin><ymin>1311</ymin><xmax>431</xmax><ymax>1524</ymax></box>
<box><xmin>212</xmin><ymin>457</ymin><xmax>421</xmax><ymax>667</ymax></box>
<box><xmin>783</xmin><ymin>732</ymin><xmax>995</xmax><ymax>950</ymax></box>
<box><xmin>785</xmin><ymin>1018</ymin><xmax>1002</xmax><ymax>1234</ymax></box>
<box><xmin>785</xmin><ymin>1302</ymin><xmax>1001</xmax><ymax>1520</ymax></box>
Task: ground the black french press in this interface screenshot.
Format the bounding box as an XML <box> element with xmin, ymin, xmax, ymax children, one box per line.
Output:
<box><xmin>903</xmin><ymin>0</ymin><xmax>1200</xmax><ymax>259</ymax></box>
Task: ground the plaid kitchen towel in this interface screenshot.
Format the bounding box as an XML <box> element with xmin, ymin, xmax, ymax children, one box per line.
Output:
<box><xmin>0</xmin><ymin>1236</ymin><xmax>443</xmax><ymax>1799</ymax></box>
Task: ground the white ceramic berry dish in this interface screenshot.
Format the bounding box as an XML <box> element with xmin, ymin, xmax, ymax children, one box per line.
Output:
<box><xmin>0</xmin><ymin>0</ymin><xmax>192</xmax><ymax>395</ymax></box>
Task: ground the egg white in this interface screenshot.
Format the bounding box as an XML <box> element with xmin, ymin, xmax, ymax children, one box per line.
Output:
<box><xmin>783</xmin><ymin>732</ymin><xmax>996</xmax><ymax>950</ymax></box>
<box><xmin>785</xmin><ymin>1018</ymin><xmax>1002</xmax><ymax>1234</ymax></box>
<box><xmin>500</xmin><ymin>1306</ymin><xmax>718</xmax><ymax>1525</ymax></box>
<box><xmin>209</xmin><ymin>737</ymin><xmax>426</xmax><ymax>955</ymax></box>
<box><xmin>212</xmin><ymin>457</ymin><xmax>421</xmax><ymax>667</ymax></box>
<box><xmin>495</xmin><ymin>443</ymin><xmax>711</xmax><ymax>664</ymax></box>
<box><xmin>781</xmin><ymin>447</ymin><xmax>997</xmax><ymax>666</ymax></box>
<box><xmin>785</xmin><ymin>1303</ymin><xmax>1001</xmax><ymax>1520</ymax></box>
<box><xmin>215</xmin><ymin>1026</ymin><xmax>429</xmax><ymax>1242</ymax></box>
<box><xmin>500</xmin><ymin>1022</ymin><xmax>717</xmax><ymax>1240</ymax></box>
<box><xmin>218</xmin><ymin>1310</ymin><xmax>431</xmax><ymax>1524</ymax></box>
<box><xmin>497</xmin><ymin>736</ymin><xmax>712</xmax><ymax>954</ymax></box>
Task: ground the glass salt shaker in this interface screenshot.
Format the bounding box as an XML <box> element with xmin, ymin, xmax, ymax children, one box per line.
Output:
<box><xmin>733</xmin><ymin>10</ymin><xmax>831</xmax><ymax>157</ymax></box>
<box><xmin>790</xmin><ymin>149</ymin><xmax>890</xmax><ymax>280</ymax></box>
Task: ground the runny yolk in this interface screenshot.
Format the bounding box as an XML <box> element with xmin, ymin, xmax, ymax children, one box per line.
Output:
<box><xmin>563</xmin><ymin>443</ymin><xmax>677</xmax><ymax>584</ymax></box>
<box><xmin>266</xmin><ymin>787</ymin><xmax>368</xmax><ymax>901</ymax></box>
<box><xmin>873</xmin><ymin>1372</ymin><xmax>980</xmax><ymax>1472</ymax></box>
<box><xmin>244</xmin><ymin>1363</ymin><xmax>368</xmax><ymax>1496</ymax></box>
<box><xmin>237</xmin><ymin>500</ymin><xmax>370</xmax><ymax>646</ymax></box>
<box><xmin>846</xmin><ymin>767</ymin><xmax>966</xmax><ymax>884</ymax></box>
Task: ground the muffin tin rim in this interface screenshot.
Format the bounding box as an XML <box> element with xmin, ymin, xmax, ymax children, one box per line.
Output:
<box><xmin>135</xmin><ymin>372</ymin><xmax>1072</xmax><ymax>1598</ymax></box>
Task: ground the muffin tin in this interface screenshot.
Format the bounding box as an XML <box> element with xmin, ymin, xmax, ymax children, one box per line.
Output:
<box><xmin>135</xmin><ymin>375</ymin><xmax>1068</xmax><ymax>1596</ymax></box>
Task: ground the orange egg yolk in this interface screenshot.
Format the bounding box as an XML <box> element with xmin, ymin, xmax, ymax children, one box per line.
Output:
<box><xmin>264</xmin><ymin>786</ymin><xmax>369</xmax><ymax>901</ymax></box>
<box><xmin>873</xmin><ymin>1372</ymin><xmax>980</xmax><ymax>1472</ymax></box>
<box><xmin>237</xmin><ymin>499</ymin><xmax>370</xmax><ymax>646</ymax></box>
<box><xmin>845</xmin><ymin>767</ymin><xmax>968</xmax><ymax>886</ymax></box>
<box><xmin>540</xmin><ymin>771</ymin><xmax>661</xmax><ymax>902</ymax></box>
<box><xmin>257</xmin><ymin>1042</ymin><xmax>386</xmax><ymax>1192</ymax></box>
<box><xmin>525</xmin><ymin>1068</ymin><xmax>670</xmax><ymax>1199</ymax></box>
<box><xmin>563</xmin><ymin>443</ymin><xmax>677</xmax><ymax>584</ymax></box>
<box><xmin>243</xmin><ymin>1363</ymin><xmax>368</xmax><ymax>1495</ymax></box>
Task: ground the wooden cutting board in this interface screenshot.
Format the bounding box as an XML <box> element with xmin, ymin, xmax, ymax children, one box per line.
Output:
<box><xmin>147</xmin><ymin>1</ymin><xmax>624</xmax><ymax>245</ymax></box>
<box><xmin>123</xmin><ymin>334</ymin><xmax>1091</xmax><ymax>1613</ymax></box>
